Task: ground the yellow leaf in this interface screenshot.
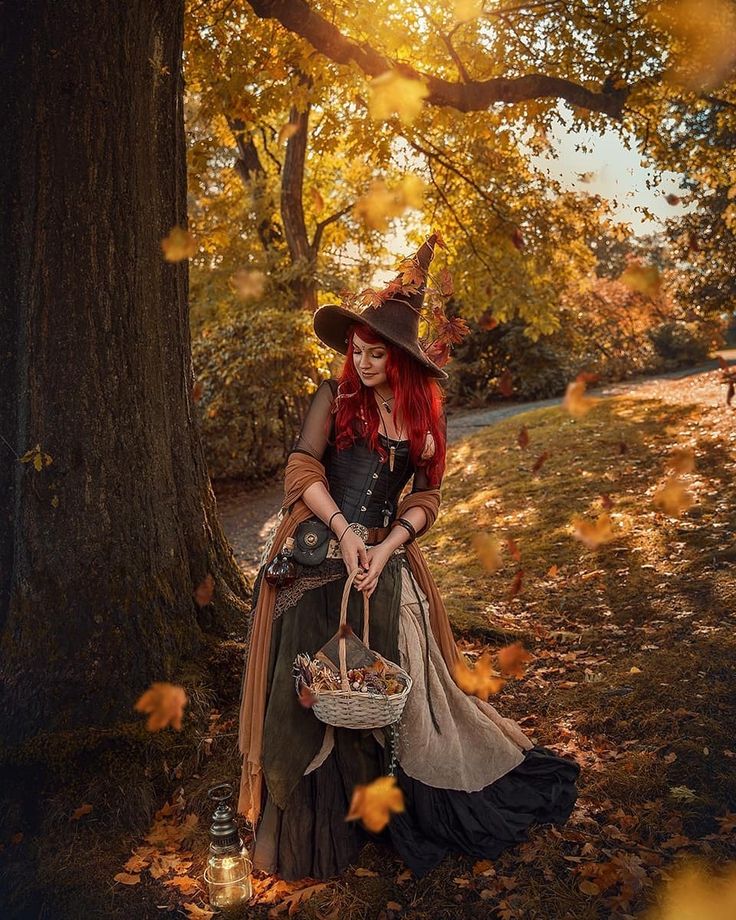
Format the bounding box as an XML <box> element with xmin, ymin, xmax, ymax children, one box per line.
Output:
<box><xmin>278</xmin><ymin>122</ymin><xmax>299</xmax><ymax>144</ymax></box>
<box><xmin>310</xmin><ymin>187</ymin><xmax>325</xmax><ymax>214</ymax></box>
<box><xmin>367</xmin><ymin>71</ymin><xmax>429</xmax><ymax>124</ymax></box>
<box><xmin>471</xmin><ymin>532</ymin><xmax>503</xmax><ymax>573</ymax></box>
<box><xmin>629</xmin><ymin>666</ymin><xmax>642</xmax><ymax>674</ymax></box>
<box><xmin>648</xmin><ymin>0</ymin><xmax>736</xmax><ymax>91</ymax></box>
<box><xmin>346</xmin><ymin>776</ymin><xmax>405</xmax><ymax>833</ymax></box>
<box><xmin>354</xmin><ymin>868</ymin><xmax>379</xmax><ymax>877</ymax></box>
<box><xmin>229</xmin><ymin>268</ymin><xmax>266</xmax><ymax>300</ymax></box>
<box><xmin>452</xmin><ymin>0</ymin><xmax>484</xmax><ymax>22</ymax></box>
<box><xmin>161</xmin><ymin>226</ymin><xmax>196</xmax><ymax>262</ymax></box>
<box><xmin>619</xmin><ymin>262</ymin><xmax>661</xmax><ymax>297</ymax></box>
<box><xmin>134</xmin><ymin>682</ymin><xmax>187</xmax><ymax>731</ymax></box>
<box><xmin>353</xmin><ymin>176</ymin><xmax>426</xmax><ymax>231</ymax></box>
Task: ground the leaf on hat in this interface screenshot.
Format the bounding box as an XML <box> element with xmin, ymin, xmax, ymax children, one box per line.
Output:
<box><xmin>356</xmin><ymin>288</ymin><xmax>384</xmax><ymax>309</ymax></box>
<box><xmin>435</xmin><ymin>315</ymin><xmax>470</xmax><ymax>346</ymax></box>
<box><xmin>396</xmin><ymin>258</ymin><xmax>425</xmax><ymax>288</ymax></box>
<box><xmin>437</xmin><ymin>267</ymin><xmax>454</xmax><ymax>297</ymax></box>
<box><xmin>367</xmin><ymin>70</ymin><xmax>429</xmax><ymax>124</ymax></box>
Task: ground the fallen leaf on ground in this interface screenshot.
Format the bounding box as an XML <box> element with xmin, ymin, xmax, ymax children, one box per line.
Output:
<box><xmin>164</xmin><ymin>875</ymin><xmax>201</xmax><ymax>894</ymax></box>
<box><xmin>70</xmin><ymin>803</ymin><xmax>93</xmax><ymax>821</ymax></box>
<box><xmin>113</xmin><ymin>872</ymin><xmax>141</xmax><ymax>886</ymax></box>
<box><xmin>183</xmin><ymin>904</ymin><xmax>215</xmax><ymax>920</ymax></box>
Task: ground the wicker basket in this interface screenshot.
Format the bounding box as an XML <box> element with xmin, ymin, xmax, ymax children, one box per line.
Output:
<box><xmin>294</xmin><ymin>568</ymin><xmax>412</xmax><ymax>729</ymax></box>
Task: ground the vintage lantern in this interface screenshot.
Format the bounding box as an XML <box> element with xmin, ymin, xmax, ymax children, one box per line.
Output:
<box><xmin>204</xmin><ymin>783</ymin><xmax>252</xmax><ymax>907</ymax></box>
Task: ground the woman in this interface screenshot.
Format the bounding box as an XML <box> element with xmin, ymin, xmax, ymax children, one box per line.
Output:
<box><xmin>237</xmin><ymin>233</ymin><xmax>580</xmax><ymax>881</ymax></box>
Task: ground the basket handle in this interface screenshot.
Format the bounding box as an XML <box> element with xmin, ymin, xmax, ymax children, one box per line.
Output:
<box><xmin>338</xmin><ymin>568</ymin><xmax>371</xmax><ymax>691</ymax></box>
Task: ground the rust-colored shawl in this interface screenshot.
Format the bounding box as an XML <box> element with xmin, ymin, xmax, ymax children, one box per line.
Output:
<box><xmin>237</xmin><ymin>451</ymin><xmax>465</xmax><ymax>824</ymax></box>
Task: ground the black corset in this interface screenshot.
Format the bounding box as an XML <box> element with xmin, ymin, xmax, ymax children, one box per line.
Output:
<box><xmin>324</xmin><ymin>434</ymin><xmax>414</xmax><ymax>527</ymax></box>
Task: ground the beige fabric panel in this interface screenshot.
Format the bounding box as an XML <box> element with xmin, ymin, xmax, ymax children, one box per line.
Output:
<box><xmin>394</xmin><ymin>565</ymin><xmax>532</xmax><ymax>791</ymax></box>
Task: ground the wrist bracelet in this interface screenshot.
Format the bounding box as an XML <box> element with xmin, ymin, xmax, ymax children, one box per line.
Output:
<box><xmin>391</xmin><ymin>518</ymin><xmax>417</xmax><ymax>543</ymax></box>
<box><xmin>328</xmin><ymin>510</ymin><xmax>343</xmax><ymax>530</ymax></box>
<box><xmin>338</xmin><ymin>523</ymin><xmax>354</xmax><ymax>543</ymax></box>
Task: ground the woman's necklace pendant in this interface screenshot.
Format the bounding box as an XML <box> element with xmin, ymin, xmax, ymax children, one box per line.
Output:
<box><xmin>389</xmin><ymin>445</ymin><xmax>396</xmax><ymax>472</ymax></box>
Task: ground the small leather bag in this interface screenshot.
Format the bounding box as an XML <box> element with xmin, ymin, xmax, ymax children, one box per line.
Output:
<box><xmin>292</xmin><ymin>516</ymin><xmax>332</xmax><ymax>566</ymax></box>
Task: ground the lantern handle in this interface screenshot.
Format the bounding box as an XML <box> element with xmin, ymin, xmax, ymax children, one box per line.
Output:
<box><xmin>208</xmin><ymin>782</ymin><xmax>233</xmax><ymax>804</ymax></box>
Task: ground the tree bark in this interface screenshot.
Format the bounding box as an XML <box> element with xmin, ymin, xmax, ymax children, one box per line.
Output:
<box><xmin>280</xmin><ymin>102</ymin><xmax>318</xmax><ymax>312</ymax></box>
<box><xmin>0</xmin><ymin>0</ymin><xmax>250</xmax><ymax>747</ymax></box>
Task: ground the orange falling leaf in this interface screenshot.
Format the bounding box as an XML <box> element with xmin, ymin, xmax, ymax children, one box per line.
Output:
<box><xmin>277</xmin><ymin>122</ymin><xmax>299</xmax><ymax>144</ymax></box>
<box><xmin>346</xmin><ymin>776</ymin><xmax>405</xmax><ymax>833</ymax></box>
<box><xmin>161</xmin><ymin>226</ymin><xmax>197</xmax><ymax>262</ymax></box>
<box><xmin>452</xmin><ymin>652</ymin><xmax>506</xmax><ymax>699</ymax></box>
<box><xmin>517</xmin><ymin>426</ymin><xmax>530</xmax><ymax>450</ymax></box>
<box><xmin>498</xmin><ymin>370</ymin><xmax>514</xmax><ymax>397</ymax></box>
<box><xmin>134</xmin><ymin>682</ymin><xmax>187</xmax><ymax>731</ymax></box>
<box><xmin>497</xmin><ymin>641</ymin><xmax>532</xmax><ymax>678</ymax></box>
<box><xmin>508</xmin><ymin>569</ymin><xmax>524</xmax><ymax>600</ymax></box>
<box><xmin>506</xmin><ymin>537</ymin><xmax>521</xmax><ymax>562</ymax></box>
<box><xmin>571</xmin><ymin>512</ymin><xmax>615</xmax><ymax>549</ymax></box>
<box><xmin>532</xmin><ymin>451</ymin><xmax>549</xmax><ymax>472</ymax></box>
<box><xmin>563</xmin><ymin>378</ymin><xmax>597</xmax><ymax>418</ymax></box>
<box><xmin>654</xmin><ymin>475</ymin><xmax>694</xmax><ymax>516</ymax></box>
<box><xmin>546</xmin><ymin>564</ymin><xmax>559</xmax><ymax>578</ymax></box>
<box><xmin>471</xmin><ymin>532</ymin><xmax>503</xmax><ymax>573</ymax></box>
<box><xmin>665</xmin><ymin>447</ymin><xmax>696</xmax><ymax>474</ymax></box>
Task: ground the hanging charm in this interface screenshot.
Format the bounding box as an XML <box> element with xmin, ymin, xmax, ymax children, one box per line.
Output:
<box><xmin>381</xmin><ymin>499</ymin><xmax>393</xmax><ymax>528</ymax></box>
<box><xmin>389</xmin><ymin>444</ymin><xmax>396</xmax><ymax>472</ymax></box>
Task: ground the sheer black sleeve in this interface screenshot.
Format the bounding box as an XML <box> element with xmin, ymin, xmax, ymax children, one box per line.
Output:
<box><xmin>411</xmin><ymin>407</ymin><xmax>447</xmax><ymax>492</ymax></box>
<box><xmin>289</xmin><ymin>379</ymin><xmax>337</xmax><ymax>462</ymax></box>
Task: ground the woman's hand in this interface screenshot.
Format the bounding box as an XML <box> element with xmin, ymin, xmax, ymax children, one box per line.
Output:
<box><xmin>353</xmin><ymin>543</ymin><xmax>393</xmax><ymax>598</ymax></box>
<box><xmin>339</xmin><ymin>528</ymin><xmax>370</xmax><ymax>578</ymax></box>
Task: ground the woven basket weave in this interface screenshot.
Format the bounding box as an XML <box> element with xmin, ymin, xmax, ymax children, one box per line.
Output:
<box><xmin>295</xmin><ymin>568</ymin><xmax>412</xmax><ymax>729</ymax></box>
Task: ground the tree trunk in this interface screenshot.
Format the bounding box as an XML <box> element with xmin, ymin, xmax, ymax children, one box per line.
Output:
<box><xmin>0</xmin><ymin>0</ymin><xmax>250</xmax><ymax>747</ymax></box>
<box><xmin>281</xmin><ymin>101</ymin><xmax>318</xmax><ymax>312</ymax></box>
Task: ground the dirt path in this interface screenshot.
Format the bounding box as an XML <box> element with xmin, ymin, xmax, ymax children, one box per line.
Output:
<box><xmin>214</xmin><ymin>353</ymin><xmax>735</xmax><ymax>579</ymax></box>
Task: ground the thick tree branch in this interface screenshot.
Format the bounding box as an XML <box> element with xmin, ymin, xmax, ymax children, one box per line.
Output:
<box><xmin>311</xmin><ymin>203</ymin><xmax>353</xmax><ymax>252</ymax></box>
<box><xmin>245</xmin><ymin>0</ymin><xmax>631</xmax><ymax>119</ymax></box>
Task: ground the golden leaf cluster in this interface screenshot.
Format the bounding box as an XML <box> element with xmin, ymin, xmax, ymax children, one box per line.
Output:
<box><xmin>353</xmin><ymin>175</ymin><xmax>425</xmax><ymax>231</ymax></box>
<box><xmin>367</xmin><ymin>71</ymin><xmax>429</xmax><ymax>124</ymax></box>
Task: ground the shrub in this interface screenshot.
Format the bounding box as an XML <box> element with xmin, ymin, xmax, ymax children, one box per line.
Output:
<box><xmin>192</xmin><ymin>306</ymin><xmax>332</xmax><ymax>483</ymax></box>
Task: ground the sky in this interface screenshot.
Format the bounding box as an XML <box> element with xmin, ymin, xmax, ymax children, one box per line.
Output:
<box><xmin>531</xmin><ymin>117</ymin><xmax>691</xmax><ymax>236</ymax></box>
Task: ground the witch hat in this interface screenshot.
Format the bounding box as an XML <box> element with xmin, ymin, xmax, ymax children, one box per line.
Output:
<box><xmin>313</xmin><ymin>233</ymin><xmax>448</xmax><ymax>379</ymax></box>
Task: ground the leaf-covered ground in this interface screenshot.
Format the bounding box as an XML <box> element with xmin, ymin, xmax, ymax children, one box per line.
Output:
<box><xmin>8</xmin><ymin>367</ymin><xmax>734</xmax><ymax>919</ymax></box>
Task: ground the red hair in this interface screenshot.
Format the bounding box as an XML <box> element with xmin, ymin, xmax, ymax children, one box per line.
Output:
<box><xmin>332</xmin><ymin>323</ymin><xmax>446</xmax><ymax>488</ymax></box>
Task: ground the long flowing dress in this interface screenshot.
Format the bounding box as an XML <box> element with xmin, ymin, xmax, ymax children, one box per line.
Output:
<box><xmin>245</xmin><ymin>379</ymin><xmax>580</xmax><ymax>880</ymax></box>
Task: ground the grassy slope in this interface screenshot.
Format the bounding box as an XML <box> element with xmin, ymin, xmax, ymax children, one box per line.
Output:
<box><xmin>8</xmin><ymin>392</ymin><xmax>734</xmax><ymax>920</ymax></box>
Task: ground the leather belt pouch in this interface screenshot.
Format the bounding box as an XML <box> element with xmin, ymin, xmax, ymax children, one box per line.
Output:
<box><xmin>293</xmin><ymin>517</ymin><xmax>331</xmax><ymax>566</ymax></box>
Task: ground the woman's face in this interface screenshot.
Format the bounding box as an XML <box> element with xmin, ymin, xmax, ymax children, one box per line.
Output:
<box><xmin>352</xmin><ymin>331</ymin><xmax>389</xmax><ymax>389</ymax></box>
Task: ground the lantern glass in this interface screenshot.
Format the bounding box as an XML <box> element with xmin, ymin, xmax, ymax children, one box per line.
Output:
<box><xmin>205</xmin><ymin>843</ymin><xmax>252</xmax><ymax>907</ymax></box>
